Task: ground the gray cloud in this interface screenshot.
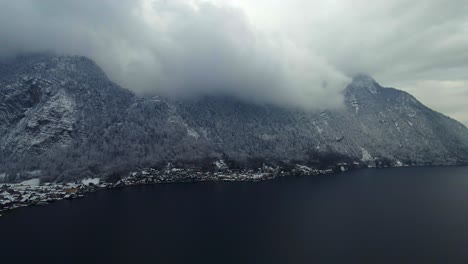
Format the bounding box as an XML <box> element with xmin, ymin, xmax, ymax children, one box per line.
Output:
<box><xmin>1</xmin><ymin>0</ymin><xmax>467</xmax><ymax>121</ymax></box>
<box><xmin>0</xmin><ymin>0</ymin><xmax>348</xmax><ymax>109</ymax></box>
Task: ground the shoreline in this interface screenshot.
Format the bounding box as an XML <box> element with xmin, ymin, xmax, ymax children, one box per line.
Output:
<box><xmin>0</xmin><ymin>164</ymin><xmax>339</xmax><ymax>215</ymax></box>
<box><xmin>2</xmin><ymin>163</ymin><xmax>466</xmax><ymax>216</ymax></box>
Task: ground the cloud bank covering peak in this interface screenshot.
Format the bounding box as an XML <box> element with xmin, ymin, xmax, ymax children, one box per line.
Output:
<box><xmin>1</xmin><ymin>0</ymin><xmax>468</xmax><ymax>121</ymax></box>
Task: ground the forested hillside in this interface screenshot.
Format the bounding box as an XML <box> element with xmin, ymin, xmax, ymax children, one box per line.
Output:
<box><xmin>1</xmin><ymin>54</ymin><xmax>468</xmax><ymax>182</ymax></box>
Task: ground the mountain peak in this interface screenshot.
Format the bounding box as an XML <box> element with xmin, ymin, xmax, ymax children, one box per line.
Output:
<box><xmin>349</xmin><ymin>74</ymin><xmax>380</xmax><ymax>94</ymax></box>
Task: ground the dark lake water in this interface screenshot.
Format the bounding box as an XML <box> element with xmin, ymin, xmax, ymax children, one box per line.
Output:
<box><xmin>2</xmin><ymin>167</ymin><xmax>468</xmax><ymax>263</ymax></box>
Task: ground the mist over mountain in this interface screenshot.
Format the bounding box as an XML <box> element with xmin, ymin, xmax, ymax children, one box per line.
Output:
<box><xmin>0</xmin><ymin>0</ymin><xmax>349</xmax><ymax>110</ymax></box>
<box><xmin>2</xmin><ymin>0</ymin><xmax>468</xmax><ymax>123</ymax></box>
<box><xmin>1</xmin><ymin>54</ymin><xmax>467</xmax><ymax>182</ymax></box>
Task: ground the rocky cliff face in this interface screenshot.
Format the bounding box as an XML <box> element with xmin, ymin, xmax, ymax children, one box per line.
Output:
<box><xmin>0</xmin><ymin>54</ymin><xmax>133</xmax><ymax>156</ymax></box>
<box><xmin>1</xmin><ymin>54</ymin><xmax>467</xmax><ymax>181</ymax></box>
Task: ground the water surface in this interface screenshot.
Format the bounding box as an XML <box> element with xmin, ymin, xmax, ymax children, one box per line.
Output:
<box><xmin>2</xmin><ymin>167</ymin><xmax>468</xmax><ymax>263</ymax></box>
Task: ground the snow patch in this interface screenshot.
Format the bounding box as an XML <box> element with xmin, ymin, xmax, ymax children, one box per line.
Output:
<box><xmin>320</xmin><ymin>112</ymin><xmax>330</xmax><ymax>125</ymax></box>
<box><xmin>81</xmin><ymin>178</ymin><xmax>100</xmax><ymax>186</ymax></box>
<box><xmin>187</xmin><ymin>127</ymin><xmax>200</xmax><ymax>139</ymax></box>
<box><xmin>151</xmin><ymin>96</ymin><xmax>161</xmax><ymax>103</ymax></box>
<box><xmin>395</xmin><ymin>122</ymin><xmax>401</xmax><ymax>132</ymax></box>
<box><xmin>313</xmin><ymin>122</ymin><xmax>323</xmax><ymax>134</ymax></box>
<box><xmin>360</xmin><ymin>148</ymin><xmax>373</xmax><ymax>162</ymax></box>
<box><xmin>25</xmin><ymin>170</ymin><xmax>42</xmax><ymax>177</ymax></box>
<box><xmin>295</xmin><ymin>165</ymin><xmax>313</xmax><ymax>173</ymax></box>
<box><xmin>214</xmin><ymin>160</ymin><xmax>228</xmax><ymax>170</ymax></box>
<box><xmin>20</xmin><ymin>178</ymin><xmax>40</xmax><ymax>186</ymax></box>
<box><xmin>1</xmin><ymin>191</ymin><xmax>15</xmax><ymax>205</ymax></box>
<box><xmin>351</xmin><ymin>98</ymin><xmax>360</xmax><ymax>114</ymax></box>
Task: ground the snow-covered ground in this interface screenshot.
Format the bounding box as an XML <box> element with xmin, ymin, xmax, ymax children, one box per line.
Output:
<box><xmin>20</xmin><ymin>178</ymin><xmax>41</xmax><ymax>186</ymax></box>
<box><xmin>81</xmin><ymin>178</ymin><xmax>100</xmax><ymax>186</ymax></box>
<box><xmin>214</xmin><ymin>160</ymin><xmax>228</xmax><ymax>170</ymax></box>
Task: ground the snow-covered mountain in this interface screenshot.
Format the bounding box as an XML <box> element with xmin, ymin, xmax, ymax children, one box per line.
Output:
<box><xmin>1</xmin><ymin>54</ymin><xmax>468</xmax><ymax>181</ymax></box>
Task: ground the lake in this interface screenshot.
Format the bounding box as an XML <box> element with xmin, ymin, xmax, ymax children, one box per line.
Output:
<box><xmin>1</xmin><ymin>166</ymin><xmax>468</xmax><ymax>263</ymax></box>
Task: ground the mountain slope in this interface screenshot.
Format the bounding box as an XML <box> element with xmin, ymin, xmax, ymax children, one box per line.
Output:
<box><xmin>172</xmin><ymin>75</ymin><xmax>468</xmax><ymax>166</ymax></box>
<box><xmin>1</xmin><ymin>55</ymin><xmax>467</xmax><ymax>181</ymax></box>
<box><xmin>0</xmin><ymin>54</ymin><xmax>133</xmax><ymax>155</ymax></box>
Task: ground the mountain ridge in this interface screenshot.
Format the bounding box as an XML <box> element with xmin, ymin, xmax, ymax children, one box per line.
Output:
<box><xmin>1</xmin><ymin>54</ymin><xmax>467</xmax><ymax>182</ymax></box>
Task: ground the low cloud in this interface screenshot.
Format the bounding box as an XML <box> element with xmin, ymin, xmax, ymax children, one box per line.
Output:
<box><xmin>1</xmin><ymin>0</ymin><xmax>468</xmax><ymax>117</ymax></box>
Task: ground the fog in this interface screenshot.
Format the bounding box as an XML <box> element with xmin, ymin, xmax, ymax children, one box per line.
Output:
<box><xmin>1</xmin><ymin>0</ymin><xmax>467</xmax><ymax>119</ymax></box>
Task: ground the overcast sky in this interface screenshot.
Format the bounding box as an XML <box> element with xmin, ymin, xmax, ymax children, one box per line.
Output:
<box><xmin>1</xmin><ymin>0</ymin><xmax>467</xmax><ymax>125</ymax></box>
